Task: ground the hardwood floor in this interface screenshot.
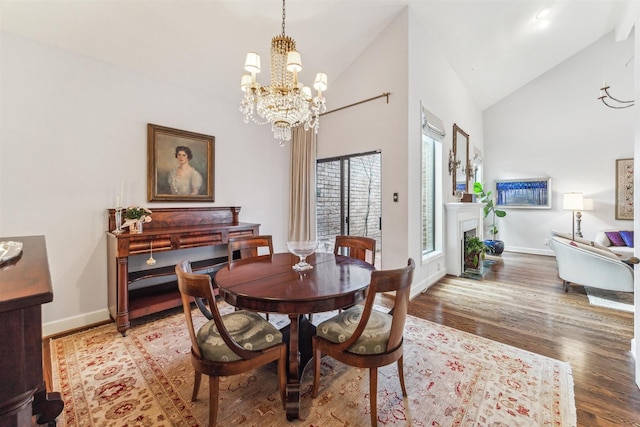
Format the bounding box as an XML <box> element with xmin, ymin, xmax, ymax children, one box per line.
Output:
<box><xmin>399</xmin><ymin>251</ymin><xmax>639</xmax><ymax>427</ymax></box>
<box><xmin>44</xmin><ymin>251</ymin><xmax>639</xmax><ymax>426</ymax></box>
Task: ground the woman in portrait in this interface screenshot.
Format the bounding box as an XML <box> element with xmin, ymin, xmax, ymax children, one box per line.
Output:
<box><xmin>168</xmin><ymin>145</ymin><xmax>203</xmax><ymax>195</ymax></box>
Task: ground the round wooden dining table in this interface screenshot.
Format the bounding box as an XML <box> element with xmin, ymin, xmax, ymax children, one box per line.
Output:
<box><xmin>214</xmin><ymin>251</ymin><xmax>374</xmax><ymax>421</ymax></box>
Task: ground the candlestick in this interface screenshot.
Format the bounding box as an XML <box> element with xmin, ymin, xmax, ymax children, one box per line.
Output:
<box><xmin>113</xmin><ymin>207</ymin><xmax>123</xmax><ymax>235</ymax></box>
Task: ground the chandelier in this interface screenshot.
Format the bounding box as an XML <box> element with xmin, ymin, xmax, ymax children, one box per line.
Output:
<box><xmin>239</xmin><ymin>0</ymin><xmax>327</xmax><ymax>146</ymax></box>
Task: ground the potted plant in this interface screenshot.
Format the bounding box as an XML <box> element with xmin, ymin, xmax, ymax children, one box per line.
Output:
<box><xmin>123</xmin><ymin>205</ymin><xmax>152</xmax><ymax>234</ymax></box>
<box><xmin>464</xmin><ymin>236</ymin><xmax>486</xmax><ymax>269</ymax></box>
<box><xmin>473</xmin><ymin>182</ymin><xmax>507</xmax><ymax>255</ymax></box>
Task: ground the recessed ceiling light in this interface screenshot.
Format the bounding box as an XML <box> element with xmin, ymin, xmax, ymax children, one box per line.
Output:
<box><xmin>536</xmin><ymin>8</ymin><xmax>550</xmax><ymax>20</ymax></box>
<box><xmin>535</xmin><ymin>8</ymin><xmax>550</xmax><ymax>29</ymax></box>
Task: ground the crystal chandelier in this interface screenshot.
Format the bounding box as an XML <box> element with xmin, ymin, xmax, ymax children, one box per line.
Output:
<box><xmin>240</xmin><ymin>0</ymin><xmax>327</xmax><ymax>146</ymax></box>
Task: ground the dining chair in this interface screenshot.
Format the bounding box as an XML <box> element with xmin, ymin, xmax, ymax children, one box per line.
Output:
<box><xmin>311</xmin><ymin>258</ymin><xmax>415</xmax><ymax>427</ymax></box>
<box><xmin>333</xmin><ymin>235</ymin><xmax>377</xmax><ymax>267</ymax></box>
<box><xmin>175</xmin><ymin>260</ymin><xmax>286</xmax><ymax>427</ymax></box>
<box><xmin>308</xmin><ymin>234</ymin><xmax>377</xmax><ymax>323</ymax></box>
<box><xmin>228</xmin><ymin>235</ymin><xmax>274</xmax><ymax>263</ymax></box>
<box><xmin>196</xmin><ymin>235</ymin><xmax>274</xmax><ymax>320</ymax></box>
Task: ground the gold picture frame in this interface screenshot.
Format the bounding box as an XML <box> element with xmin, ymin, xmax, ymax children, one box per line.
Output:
<box><xmin>147</xmin><ymin>124</ymin><xmax>215</xmax><ymax>202</ymax></box>
<box><xmin>615</xmin><ymin>158</ymin><xmax>633</xmax><ymax>220</ymax></box>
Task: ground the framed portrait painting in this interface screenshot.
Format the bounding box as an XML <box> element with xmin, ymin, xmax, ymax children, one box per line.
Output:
<box><xmin>615</xmin><ymin>158</ymin><xmax>633</xmax><ymax>220</ymax></box>
<box><xmin>147</xmin><ymin>124</ymin><xmax>215</xmax><ymax>202</ymax></box>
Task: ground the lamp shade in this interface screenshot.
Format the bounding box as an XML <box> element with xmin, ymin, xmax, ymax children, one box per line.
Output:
<box><xmin>244</xmin><ymin>52</ymin><xmax>261</xmax><ymax>74</ymax></box>
<box><xmin>240</xmin><ymin>74</ymin><xmax>252</xmax><ymax>92</ymax></box>
<box><xmin>314</xmin><ymin>72</ymin><xmax>328</xmax><ymax>92</ymax></box>
<box><xmin>563</xmin><ymin>192</ymin><xmax>584</xmax><ymax>210</ymax></box>
<box><xmin>286</xmin><ymin>51</ymin><xmax>302</xmax><ymax>72</ymax></box>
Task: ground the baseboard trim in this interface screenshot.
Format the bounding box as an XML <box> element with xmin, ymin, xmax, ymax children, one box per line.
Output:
<box><xmin>43</xmin><ymin>308</ymin><xmax>111</xmax><ymax>338</ymax></box>
<box><xmin>506</xmin><ymin>247</ymin><xmax>555</xmax><ymax>256</ymax></box>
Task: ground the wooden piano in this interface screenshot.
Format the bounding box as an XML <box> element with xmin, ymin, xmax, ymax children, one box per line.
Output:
<box><xmin>106</xmin><ymin>206</ymin><xmax>259</xmax><ymax>335</ymax></box>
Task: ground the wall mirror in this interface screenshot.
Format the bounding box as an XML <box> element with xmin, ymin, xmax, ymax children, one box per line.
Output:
<box><xmin>452</xmin><ymin>123</ymin><xmax>470</xmax><ymax>195</ymax></box>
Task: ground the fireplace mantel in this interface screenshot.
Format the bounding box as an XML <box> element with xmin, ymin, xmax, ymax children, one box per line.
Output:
<box><xmin>445</xmin><ymin>203</ymin><xmax>484</xmax><ymax>276</ymax></box>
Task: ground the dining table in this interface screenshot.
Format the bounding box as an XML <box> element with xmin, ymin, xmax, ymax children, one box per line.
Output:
<box><xmin>214</xmin><ymin>251</ymin><xmax>375</xmax><ymax>421</ymax></box>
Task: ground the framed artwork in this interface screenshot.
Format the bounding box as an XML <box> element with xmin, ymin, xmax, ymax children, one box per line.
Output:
<box><xmin>615</xmin><ymin>158</ymin><xmax>633</xmax><ymax>220</ymax></box>
<box><xmin>147</xmin><ymin>124</ymin><xmax>215</xmax><ymax>202</ymax></box>
<box><xmin>494</xmin><ymin>178</ymin><xmax>551</xmax><ymax>209</ymax></box>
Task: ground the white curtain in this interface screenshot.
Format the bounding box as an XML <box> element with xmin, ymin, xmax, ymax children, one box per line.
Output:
<box><xmin>288</xmin><ymin>126</ymin><xmax>317</xmax><ymax>241</ymax></box>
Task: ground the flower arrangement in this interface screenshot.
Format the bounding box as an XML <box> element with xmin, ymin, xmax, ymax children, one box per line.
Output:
<box><xmin>124</xmin><ymin>205</ymin><xmax>152</xmax><ymax>223</ymax></box>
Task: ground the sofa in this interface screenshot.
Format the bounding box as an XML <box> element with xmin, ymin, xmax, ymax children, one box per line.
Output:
<box><xmin>549</xmin><ymin>235</ymin><xmax>635</xmax><ymax>292</ymax></box>
<box><xmin>594</xmin><ymin>230</ymin><xmax>634</xmax><ymax>257</ymax></box>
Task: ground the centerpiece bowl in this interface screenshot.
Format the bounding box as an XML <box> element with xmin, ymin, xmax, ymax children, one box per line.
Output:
<box><xmin>287</xmin><ymin>241</ymin><xmax>318</xmax><ymax>271</ymax></box>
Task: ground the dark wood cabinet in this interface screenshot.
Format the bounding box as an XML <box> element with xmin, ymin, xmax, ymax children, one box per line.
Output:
<box><xmin>106</xmin><ymin>207</ymin><xmax>259</xmax><ymax>335</ymax></box>
<box><xmin>0</xmin><ymin>235</ymin><xmax>63</xmax><ymax>427</ymax></box>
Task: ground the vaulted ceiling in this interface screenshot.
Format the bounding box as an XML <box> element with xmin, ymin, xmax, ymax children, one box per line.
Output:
<box><xmin>0</xmin><ymin>0</ymin><xmax>635</xmax><ymax>110</ymax></box>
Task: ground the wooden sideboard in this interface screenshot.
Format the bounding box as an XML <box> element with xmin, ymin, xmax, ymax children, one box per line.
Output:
<box><xmin>0</xmin><ymin>235</ymin><xmax>63</xmax><ymax>427</ymax></box>
<box><xmin>106</xmin><ymin>206</ymin><xmax>259</xmax><ymax>335</ymax></box>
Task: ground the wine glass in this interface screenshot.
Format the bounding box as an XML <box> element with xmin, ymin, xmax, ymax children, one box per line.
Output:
<box><xmin>287</xmin><ymin>241</ymin><xmax>318</xmax><ymax>271</ymax></box>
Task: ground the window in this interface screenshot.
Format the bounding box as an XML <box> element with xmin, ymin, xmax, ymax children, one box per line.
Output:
<box><xmin>422</xmin><ymin>135</ymin><xmax>436</xmax><ymax>254</ymax></box>
<box><xmin>421</xmin><ymin>105</ymin><xmax>445</xmax><ymax>257</ymax></box>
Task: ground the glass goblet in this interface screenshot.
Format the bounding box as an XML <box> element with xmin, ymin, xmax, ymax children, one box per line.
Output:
<box><xmin>286</xmin><ymin>241</ymin><xmax>318</xmax><ymax>271</ymax></box>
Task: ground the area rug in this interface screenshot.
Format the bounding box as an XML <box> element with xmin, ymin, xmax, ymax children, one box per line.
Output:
<box><xmin>584</xmin><ymin>287</ymin><xmax>635</xmax><ymax>313</ymax></box>
<box><xmin>51</xmin><ymin>303</ymin><xmax>576</xmax><ymax>427</ymax></box>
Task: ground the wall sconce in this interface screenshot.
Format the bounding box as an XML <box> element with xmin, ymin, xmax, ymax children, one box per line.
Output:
<box><xmin>448</xmin><ymin>149</ymin><xmax>460</xmax><ymax>175</ymax></box>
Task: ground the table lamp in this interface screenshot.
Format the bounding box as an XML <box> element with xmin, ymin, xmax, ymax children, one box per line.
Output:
<box><xmin>575</xmin><ymin>198</ymin><xmax>593</xmax><ymax>238</ymax></box>
<box><xmin>563</xmin><ymin>192</ymin><xmax>584</xmax><ymax>240</ymax></box>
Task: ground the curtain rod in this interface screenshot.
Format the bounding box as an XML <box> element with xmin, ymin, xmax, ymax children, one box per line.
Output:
<box><xmin>321</xmin><ymin>92</ymin><xmax>391</xmax><ymax>116</ymax></box>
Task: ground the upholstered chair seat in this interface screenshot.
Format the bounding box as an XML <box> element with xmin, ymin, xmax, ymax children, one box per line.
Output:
<box><xmin>316</xmin><ymin>306</ymin><xmax>392</xmax><ymax>355</ymax></box>
<box><xmin>197</xmin><ymin>311</ymin><xmax>282</xmax><ymax>362</ymax></box>
<box><xmin>312</xmin><ymin>258</ymin><xmax>415</xmax><ymax>427</ymax></box>
<box><xmin>175</xmin><ymin>259</ymin><xmax>286</xmax><ymax>427</ymax></box>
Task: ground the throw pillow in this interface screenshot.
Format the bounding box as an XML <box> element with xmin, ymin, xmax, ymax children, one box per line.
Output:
<box><xmin>605</xmin><ymin>231</ymin><xmax>626</xmax><ymax>246</ymax></box>
<box><xmin>620</xmin><ymin>230</ymin><xmax>634</xmax><ymax>248</ymax></box>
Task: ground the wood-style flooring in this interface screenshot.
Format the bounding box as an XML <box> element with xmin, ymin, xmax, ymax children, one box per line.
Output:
<box><xmin>398</xmin><ymin>251</ymin><xmax>639</xmax><ymax>427</ymax></box>
<box><xmin>44</xmin><ymin>251</ymin><xmax>639</xmax><ymax>426</ymax></box>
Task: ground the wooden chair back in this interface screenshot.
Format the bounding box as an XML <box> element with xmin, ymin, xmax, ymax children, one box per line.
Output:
<box><xmin>335</xmin><ymin>258</ymin><xmax>414</xmax><ymax>353</ymax></box>
<box><xmin>312</xmin><ymin>258</ymin><xmax>415</xmax><ymax>427</ymax></box>
<box><xmin>175</xmin><ymin>259</ymin><xmax>286</xmax><ymax>427</ymax></box>
<box><xmin>225</xmin><ymin>235</ymin><xmax>274</xmax><ymax>319</ymax></box>
<box><xmin>228</xmin><ymin>235</ymin><xmax>274</xmax><ymax>265</ymax></box>
<box><xmin>175</xmin><ymin>260</ymin><xmax>255</xmax><ymax>361</ymax></box>
<box><xmin>334</xmin><ymin>235</ymin><xmax>376</xmax><ymax>267</ymax></box>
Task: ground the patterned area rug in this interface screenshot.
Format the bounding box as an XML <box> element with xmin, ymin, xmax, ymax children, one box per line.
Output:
<box><xmin>584</xmin><ymin>287</ymin><xmax>635</xmax><ymax>313</ymax></box>
<box><xmin>51</xmin><ymin>304</ymin><xmax>576</xmax><ymax>426</ymax></box>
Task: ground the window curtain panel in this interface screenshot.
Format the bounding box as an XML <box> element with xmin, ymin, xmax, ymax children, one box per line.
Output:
<box><xmin>288</xmin><ymin>126</ymin><xmax>317</xmax><ymax>241</ymax></box>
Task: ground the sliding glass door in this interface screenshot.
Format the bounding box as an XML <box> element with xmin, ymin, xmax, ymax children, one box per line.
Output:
<box><xmin>316</xmin><ymin>151</ymin><xmax>381</xmax><ymax>261</ymax></box>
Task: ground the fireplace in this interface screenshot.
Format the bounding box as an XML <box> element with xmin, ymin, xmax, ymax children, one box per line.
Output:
<box><xmin>463</xmin><ymin>226</ymin><xmax>477</xmax><ymax>242</ymax></box>
<box><xmin>445</xmin><ymin>203</ymin><xmax>484</xmax><ymax>276</ymax></box>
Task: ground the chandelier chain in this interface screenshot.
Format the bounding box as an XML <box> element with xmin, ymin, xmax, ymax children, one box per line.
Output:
<box><xmin>282</xmin><ymin>0</ymin><xmax>286</xmax><ymax>36</ymax></box>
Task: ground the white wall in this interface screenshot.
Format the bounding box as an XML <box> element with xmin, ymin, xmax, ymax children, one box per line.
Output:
<box><xmin>408</xmin><ymin>8</ymin><xmax>484</xmax><ymax>290</ymax></box>
<box><xmin>484</xmin><ymin>31</ymin><xmax>635</xmax><ymax>254</ymax></box>
<box><xmin>0</xmin><ymin>31</ymin><xmax>291</xmax><ymax>334</ymax></box>
<box><xmin>317</xmin><ymin>8</ymin><xmax>409</xmax><ymax>271</ymax></box>
<box><xmin>318</xmin><ymin>7</ymin><xmax>484</xmax><ymax>294</ymax></box>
